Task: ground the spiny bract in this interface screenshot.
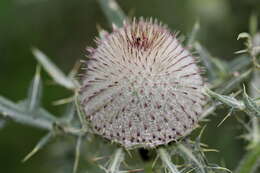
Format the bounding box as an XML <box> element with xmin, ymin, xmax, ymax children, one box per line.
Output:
<box><xmin>80</xmin><ymin>18</ymin><xmax>206</xmax><ymax>148</ymax></box>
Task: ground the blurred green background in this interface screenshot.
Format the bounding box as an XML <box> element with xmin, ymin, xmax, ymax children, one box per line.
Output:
<box><xmin>0</xmin><ymin>0</ymin><xmax>259</xmax><ymax>172</ymax></box>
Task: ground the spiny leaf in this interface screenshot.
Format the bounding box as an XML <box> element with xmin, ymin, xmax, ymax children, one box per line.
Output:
<box><xmin>22</xmin><ymin>132</ymin><xmax>53</xmax><ymax>162</ymax></box>
<box><xmin>177</xmin><ymin>144</ymin><xmax>205</xmax><ymax>173</ymax></box>
<box><xmin>217</xmin><ymin>108</ymin><xmax>233</xmax><ymax>127</ymax></box>
<box><xmin>18</xmin><ymin>100</ymin><xmax>58</xmax><ymax>123</ymax></box>
<box><xmin>62</xmin><ymin>103</ymin><xmax>75</xmax><ymax>123</ymax></box>
<box><xmin>97</xmin><ymin>0</ymin><xmax>126</xmax><ymax>27</ymax></box>
<box><xmin>107</xmin><ymin>148</ymin><xmax>125</xmax><ymax>173</ymax></box>
<box><xmin>0</xmin><ymin>96</ymin><xmax>52</xmax><ymax>130</ymax></box>
<box><xmin>52</xmin><ymin>96</ymin><xmax>74</xmax><ymax>106</ymax></box>
<box><xmin>158</xmin><ymin>148</ymin><xmax>180</xmax><ymax>173</ymax></box>
<box><xmin>206</xmin><ymin>88</ymin><xmax>245</xmax><ymax>110</ymax></box>
<box><xmin>0</xmin><ymin>118</ymin><xmax>6</xmax><ymax>129</ymax></box>
<box><xmin>187</xmin><ymin>20</ymin><xmax>200</xmax><ymax>47</ymax></box>
<box><xmin>68</xmin><ymin>60</ymin><xmax>81</xmax><ymax>88</ymax></box>
<box><xmin>75</xmin><ymin>92</ymin><xmax>88</xmax><ymax>129</ymax></box>
<box><xmin>243</xmin><ymin>86</ymin><xmax>260</xmax><ymax>117</ymax></box>
<box><xmin>218</xmin><ymin>69</ymin><xmax>252</xmax><ymax>94</ymax></box>
<box><xmin>195</xmin><ymin>42</ymin><xmax>217</xmax><ymax>81</ymax></box>
<box><xmin>211</xmin><ymin>57</ymin><xmax>228</xmax><ymax>78</ymax></box>
<box><xmin>27</xmin><ymin>65</ymin><xmax>42</xmax><ymax>111</ymax></box>
<box><xmin>208</xmin><ymin>165</ymin><xmax>232</xmax><ymax>173</ymax></box>
<box><xmin>32</xmin><ymin>48</ymin><xmax>75</xmax><ymax>90</ymax></box>
<box><xmin>228</xmin><ymin>55</ymin><xmax>251</xmax><ymax>72</ymax></box>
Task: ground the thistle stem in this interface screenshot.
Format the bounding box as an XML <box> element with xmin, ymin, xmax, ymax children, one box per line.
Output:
<box><xmin>235</xmin><ymin>144</ymin><xmax>260</xmax><ymax>173</ymax></box>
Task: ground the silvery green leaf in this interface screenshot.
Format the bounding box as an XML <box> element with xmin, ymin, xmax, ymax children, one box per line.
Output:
<box><xmin>97</xmin><ymin>0</ymin><xmax>125</xmax><ymax>27</ymax></box>
<box><xmin>206</xmin><ymin>88</ymin><xmax>244</xmax><ymax>110</ymax></box>
<box><xmin>62</xmin><ymin>103</ymin><xmax>75</xmax><ymax>123</ymax></box>
<box><xmin>107</xmin><ymin>148</ymin><xmax>125</xmax><ymax>173</ymax></box>
<box><xmin>27</xmin><ymin>65</ymin><xmax>42</xmax><ymax>111</ymax></box>
<box><xmin>0</xmin><ymin>119</ymin><xmax>6</xmax><ymax>129</ymax></box>
<box><xmin>210</xmin><ymin>57</ymin><xmax>228</xmax><ymax>77</ymax></box>
<box><xmin>218</xmin><ymin>69</ymin><xmax>252</xmax><ymax>94</ymax></box>
<box><xmin>0</xmin><ymin>96</ymin><xmax>52</xmax><ymax>130</ymax></box>
<box><xmin>195</xmin><ymin>42</ymin><xmax>217</xmax><ymax>81</ymax></box>
<box><xmin>228</xmin><ymin>55</ymin><xmax>251</xmax><ymax>72</ymax></box>
<box><xmin>177</xmin><ymin>144</ymin><xmax>205</xmax><ymax>173</ymax></box>
<box><xmin>23</xmin><ymin>132</ymin><xmax>53</xmax><ymax>162</ymax></box>
<box><xmin>32</xmin><ymin>48</ymin><xmax>75</xmax><ymax>90</ymax></box>
<box><xmin>18</xmin><ymin>100</ymin><xmax>58</xmax><ymax>122</ymax></box>
<box><xmin>243</xmin><ymin>87</ymin><xmax>260</xmax><ymax>117</ymax></box>
<box><xmin>158</xmin><ymin>148</ymin><xmax>180</xmax><ymax>173</ymax></box>
<box><xmin>187</xmin><ymin>21</ymin><xmax>200</xmax><ymax>47</ymax></box>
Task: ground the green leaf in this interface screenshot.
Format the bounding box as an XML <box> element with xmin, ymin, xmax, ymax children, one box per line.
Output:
<box><xmin>249</xmin><ymin>13</ymin><xmax>258</xmax><ymax>36</ymax></box>
<box><xmin>27</xmin><ymin>65</ymin><xmax>42</xmax><ymax>111</ymax></box>
<box><xmin>187</xmin><ymin>20</ymin><xmax>200</xmax><ymax>47</ymax></box>
<box><xmin>18</xmin><ymin>100</ymin><xmax>58</xmax><ymax>122</ymax></box>
<box><xmin>158</xmin><ymin>148</ymin><xmax>180</xmax><ymax>173</ymax></box>
<box><xmin>75</xmin><ymin>92</ymin><xmax>89</xmax><ymax>129</ymax></box>
<box><xmin>106</xmin><ymin>148</ymin><xmax>125</xmax><ymax>173</ymax></box>
<box><xmin>210</xmin><ymin>56</ymin><xmax>228</xmax><ymax>78</ymax></box>
<box><xmin>97</xmin><ymin>0</ymin><xmax>126</xmax><ymax>27</ymax></box>
<box><xmin>218</xmin><ymin>69</ymin><xmax>252</xmax><ymax>94</ymax></box>
<box><xmin>62</xmin><ymin>103</ymin><xmax>75</xmax><ymax>123</ymax></box>
<box><xmin>235</xmin><ymin>144</ymin><xmax>260</xmax><ymax>173</ymax></box>
<box><xmin>0</xmin><ymin>119</ymin><xmax>6</xmax><ymax>129</ymax></box>
<box><xmin>195</xmin><ymin>42</ymin><xmax>217</xmax><ymax>81</ymax></box>
<box><xmin>243</xmin><ymin>86</ymin><xmax>260</xmax><ymax>117</ymax></box>
<box><xmin>0</xmin><ymin>96</ymin><xmax>52</xmax><ymax>130</ymax></box>
<box><xmin>97</xmin><ymin>25</ymin><xmax>109</xmax><ymax>40</ymax></box>
<box><xmin>22</xmin><ymin>132</ymin><xmax>53</xmax><ymax>162</ymax></box>
<box><xmin>32</xmin><ymin>48</ymin><xmax>75</xmax><ymax>90</ymax></box>
<box><xmin>206</xmin><ymin>88</ymin><xmax>244</xmax><ymax>110</ymax></box>
<box><xmin>177</xmin><ymin>144</ymin><xmax>205</xmax><ymax>173</ymax></box>
<box><xmin>228</xmin><ymin>55</ymin><xmax>251</xmax><ymax>72</ymax></box>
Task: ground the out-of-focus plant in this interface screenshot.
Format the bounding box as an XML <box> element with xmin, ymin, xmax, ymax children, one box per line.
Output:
<box><xmin>0</xmin><ymin>0</ymin><xmax>259</xmax><ymax>173</ymax></box>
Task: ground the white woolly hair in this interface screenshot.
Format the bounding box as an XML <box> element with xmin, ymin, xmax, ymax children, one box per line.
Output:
<box><xmin>80</xmin><ymin>18</ymin><xmax>206</xmax><ymax>148</ymax></box>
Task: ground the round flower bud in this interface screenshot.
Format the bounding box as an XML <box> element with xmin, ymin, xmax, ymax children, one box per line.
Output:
<box><xmin>80</xmin><ymin>18</ymin><xmax>206</xmax><ymax>148</ymax></box>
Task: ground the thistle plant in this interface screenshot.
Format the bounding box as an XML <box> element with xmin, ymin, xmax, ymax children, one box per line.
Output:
<box><xmin>0</xmin><ymin>0</ymin><xmax>260</xmax><ymax>173</ymax></box>
<box><xmin>80</xmin><ymin>18</ymin><xmax>206</xmax><ymax>148</ymax></box>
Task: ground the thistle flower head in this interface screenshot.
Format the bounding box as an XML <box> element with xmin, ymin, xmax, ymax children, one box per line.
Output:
<box><xmin>80</xmin><ymin>18</ymin><xmax>206</xmax><ymax>148</ymax></box>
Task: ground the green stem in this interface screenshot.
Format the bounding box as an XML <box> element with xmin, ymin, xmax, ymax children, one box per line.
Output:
<box><xmin>73</xmin><ymin>136</ymin><xmax>82</xmax><ymax>173</ymax></box>
<box><xmin>235</xmin><ymin>144</ymin><xmax>260</xmax><ymax>173</ymax></box>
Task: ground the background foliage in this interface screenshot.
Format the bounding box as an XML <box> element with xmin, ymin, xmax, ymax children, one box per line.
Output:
<box><xmin>0</xmin><ymin>0</ymin><xmax>260</xmax><ymax>173</ymax></box>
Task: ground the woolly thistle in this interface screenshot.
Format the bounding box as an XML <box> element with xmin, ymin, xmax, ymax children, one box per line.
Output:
<box><xmin>79</xmin><ymin>18</ymin><xmax>207</xmax><ymax>148</ymax></box>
